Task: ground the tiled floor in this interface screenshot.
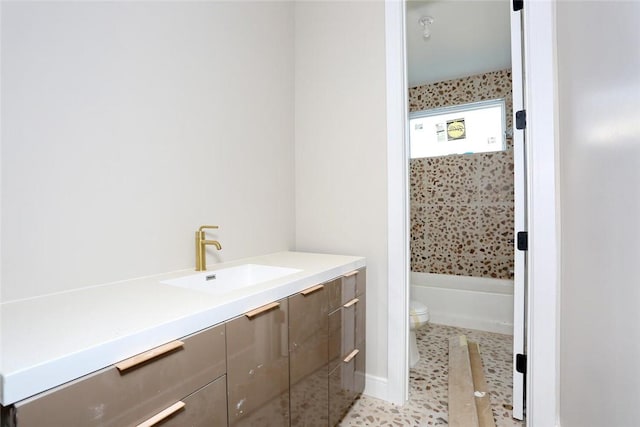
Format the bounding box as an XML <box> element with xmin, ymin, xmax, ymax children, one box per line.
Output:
<box><xmin>339</xmin><ymin>323</ymin><xmax>524</xmax><ymax>426</ymax></box>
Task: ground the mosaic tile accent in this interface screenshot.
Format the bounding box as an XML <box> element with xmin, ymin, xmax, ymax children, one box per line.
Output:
<box><xmin>409</xmin><ymin>69</ymin><xmax>515</xmax><ymax>279</ymax></box>
<box><xmin>339</xmin><ymin>323</ymin><xmax>524</xmax><ymax>426</ymax></box>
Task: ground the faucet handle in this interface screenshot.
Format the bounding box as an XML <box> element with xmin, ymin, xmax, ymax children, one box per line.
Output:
<box><xmin>198</xmin><ymin>225</ymin><xmax>219</xmax><ymax>232</ymax></box>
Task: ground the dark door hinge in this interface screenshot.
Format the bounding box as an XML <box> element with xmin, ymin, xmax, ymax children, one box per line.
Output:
<box><xmin>516</xmin><ymin>353</ymin><xmax>527</xmax><ymax>374</ymax></box>
<box><xmin>516</xmin><ymin>110</ymin><xmax>526</xmax><ymax>130</ymax></box>
<box><xmin>513</xmin><ymin>0</ymin><xmax>524</xmax><ymax>12</ymax></box>
<box><xmin>517</xmin><ymin>231</ymin><xmax>528</xmax><ymax>251</ymax></box>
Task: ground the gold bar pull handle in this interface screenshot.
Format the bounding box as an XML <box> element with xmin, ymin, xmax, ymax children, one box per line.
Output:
<box><xmin>343</xmin><ymin>270</ymin><xmax>359</xmax><ymax>278</ymax></box>
<box><xmin>136</xmin><ymin>401</ymin><xmax>186</xmax><ymax>427</ymax></box>
<box><xmin>343</xmin><ymin>298</ymin><xmax>359</xmax><ymax>308</ymax></box>
<box><xmin>300</xmin><ymin>284</ymin><xmax>324</xmax><ymax>296</ymax></box>
<box><xmin>116</xmin><ymin>340</ymin><xmax>184</xmax><ymax>372</ymax></box>
<box><xmin>245</xmin><ymin>301</ymin><xmax>280</xmax><ymax>319</ymax></box>
<box><xmin>343</xmin><ymin>349</ymin><xmax>360</xmax><ymax>363</ymax></box>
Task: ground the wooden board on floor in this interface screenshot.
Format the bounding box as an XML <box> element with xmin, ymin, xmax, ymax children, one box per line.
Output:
<box><xmin>448</xmin><ymin>335</ymin><xmax>479</xmax><ymax>427</ymax></box>
<box><xmin>468</xmin><ymin>341</ymin><xmax>497</xmax><ymax>427</ymax></box>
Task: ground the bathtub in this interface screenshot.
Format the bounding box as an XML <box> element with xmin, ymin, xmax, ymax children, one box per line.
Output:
<box><xmin>411</xmin><ymin>272</ymin><xmax>514</xmax><ymax>335</ymax></box>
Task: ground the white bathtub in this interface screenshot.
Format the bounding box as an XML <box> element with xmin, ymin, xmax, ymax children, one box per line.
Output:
<box><xmin>411</xmin><ymin>272</ymin><xmax>514</xmax><ymax>335</ymax></box>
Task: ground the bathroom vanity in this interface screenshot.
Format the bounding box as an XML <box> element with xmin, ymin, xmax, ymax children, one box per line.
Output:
<box><xmin>0</xmin><ymin>252</ymin><xmax>365</xmax><ymax>427</ymax></box>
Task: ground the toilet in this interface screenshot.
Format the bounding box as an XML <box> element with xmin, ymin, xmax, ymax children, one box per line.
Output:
<box><xmin>409</xmin><ymin>300</ymin><xmax>430</xmax><ymax>368</ymax></box>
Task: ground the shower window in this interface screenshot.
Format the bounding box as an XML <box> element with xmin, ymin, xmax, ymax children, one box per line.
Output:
<box><xmin>409</xmin><ymin>99</ymin><xmax>506</xmax><ymax>158</ymax></box>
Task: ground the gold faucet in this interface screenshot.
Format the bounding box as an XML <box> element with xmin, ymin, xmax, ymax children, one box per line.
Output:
<box><xmin>195</xmin><ymin>225</ymin><xmax>222</xmax><ymax>271</ymax></box>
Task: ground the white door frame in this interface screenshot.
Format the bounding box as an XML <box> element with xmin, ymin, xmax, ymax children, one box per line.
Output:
<box><xmin>384</xmin><ymin>0</ymin><xmax>409</xmax><ymax>406</ymax></box>
<box><xmin>384</xmin><ymin>0</ymin><xmax>560</xmax><ymax>423</ymax></box>
<box><xmin>510</xmin><ymin>2</ymin><xmax>526</xmax><ymax>419</ymax></box>
<box><xmin>521</xmin><ymin>1</ymin><xmax>560</xmax><ymax>426</ymax></box>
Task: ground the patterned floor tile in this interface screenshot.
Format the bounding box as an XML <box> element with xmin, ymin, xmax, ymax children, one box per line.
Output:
<box><xmin>339</xmin><ymin>323</ymin><xmax>524</xmax><ymax>426</ymax></box>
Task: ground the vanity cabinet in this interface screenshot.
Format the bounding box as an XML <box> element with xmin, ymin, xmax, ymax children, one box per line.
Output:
<box><xmin>226</xmin><ymin>299</ymin><xmax>290</xmax><ymax>427</ymax></box>
<box><xmin>289</xmin><ymin>284</ymin><xmax>329</xmax><ymax>427</ymax></box>
<box><xmin>3</xmin><ymin>323</ymin><xmax>227</xmax><ymax>427</ymax></box>
<box><xmin>327</xmin><ymin>268</ymin><xmax>366</xmax><ymax>427</ymax></box>
<box><xmin>1</xmin><ymin>265</ymin><xmax>366</xmax><ymax>427</ymax></box>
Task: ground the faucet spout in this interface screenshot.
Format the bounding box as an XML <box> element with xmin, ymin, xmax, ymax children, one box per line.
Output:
<box><xmin>202</xmin><ymin>239</ymin><xmax>222</xmax><ymax>250</ymax></box>
<box><xmin>195</xmin><ymin>225</ymin><xmax>221</xmax><ymax>271</ymax></box>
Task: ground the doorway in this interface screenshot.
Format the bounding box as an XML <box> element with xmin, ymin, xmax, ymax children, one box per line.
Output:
<box><xmin>384</xmin><ymin>0</ymin><xmax>559</xmax><ymax>424</ymax></box>
<box><xmin>404</xmin><ymin>0</ymin><xmax>524</xmax><ymax>423</ymax></box>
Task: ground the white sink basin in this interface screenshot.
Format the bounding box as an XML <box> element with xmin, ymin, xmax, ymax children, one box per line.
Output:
<box><xmin>161</xmin><ymin>264</ymin><xmax>302</xmax><ymax>295</ymax></box>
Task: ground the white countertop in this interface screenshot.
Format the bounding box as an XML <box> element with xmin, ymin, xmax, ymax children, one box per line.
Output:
<box><xmin>0</xmin><ymin>251</ymin><xmax>365</xmax><ymax>406</ymax></box>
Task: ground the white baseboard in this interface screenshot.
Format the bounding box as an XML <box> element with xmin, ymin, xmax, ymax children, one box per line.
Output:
<box><xmin>363</xmin><ymin>373</ymin><xmax>389</xmax><ymax>402</ymax></box>
<box><xmin>411</xmin><ymin>273</ymin><xmax>514</xmax><ymax>335</ymax></box>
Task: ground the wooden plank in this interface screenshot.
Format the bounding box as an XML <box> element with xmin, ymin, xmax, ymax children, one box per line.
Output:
<box><xmin>448</xmin><ymin>335</ymin><xmax>480</xmax><ymax>427</ymax></box>
<box><xmin>468</xmin><ymin>341</ymin><xmax>496</xmax><ymax>427</ymax></box>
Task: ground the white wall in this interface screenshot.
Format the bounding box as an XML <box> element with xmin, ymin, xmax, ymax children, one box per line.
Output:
<box><xmin>557</xmin><ymin>2</ymin><xmax>640</xmax><ymax>426</ymax></box>
<box><xmin>294</xmin><ymin>0</ymin><xmax>389</xmax><ymax>386</ymax></box>
<box><xmin>1</xmin><ymin>2</ymin><xmax>295</xmax><ymax>302</ymax></box>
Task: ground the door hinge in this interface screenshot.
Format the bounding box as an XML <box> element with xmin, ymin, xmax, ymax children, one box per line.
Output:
<box><xmin>516</xmin><ymin>353</ymin><xmax>527</xmax><ymax>374</ymax></box>
<box><xmin>513</xmin><ymin>0</ymin><xmax>524</xmax><ymax>12</ymax></box>
<box><xmin>516</xmin><ymin>110</ymin><xmax>526</xmax><ymax>130</ymax></box>
<box><xmin>517</xmin><ymin>231</ymin><xmax>528</xmax><ymax>251</ymax></box>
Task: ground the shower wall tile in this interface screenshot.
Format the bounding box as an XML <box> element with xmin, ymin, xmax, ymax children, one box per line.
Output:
<box><xmin>426</xmin><ymin>156</ymin><xmax>478</xmax><ymax>205</ymax></box>
<box><xmin>478</xmin><ymin>152</ymin><xmax>515</xmax><ymax>203</ymax></box>
<box><xmin>410</xmin><ymin>204</ymin><xmax>428</xmax><ymax>268</ymax></box>
<box><xmin>409</xmin><ymin>69</ymin><xmax>514</xmax><ymax>280</ymax></box>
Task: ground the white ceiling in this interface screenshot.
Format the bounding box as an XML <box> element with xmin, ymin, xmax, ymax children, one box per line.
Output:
<box><xmin>406</xmin><ymin>0</ymin><xmax>512</xmax><ymax>88</ymax></box>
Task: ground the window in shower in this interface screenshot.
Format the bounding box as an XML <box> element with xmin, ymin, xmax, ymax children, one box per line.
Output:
<box><xmin>409</xmin><ymin>98</ymin><xmax>506</xmax><ymax>158</ymax></box>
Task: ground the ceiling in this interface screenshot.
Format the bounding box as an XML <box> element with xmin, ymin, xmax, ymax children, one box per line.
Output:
<box><xmin>406</xmin><ymin>0</ymin><xmax>512</xmax><ymax>88</ymax></box>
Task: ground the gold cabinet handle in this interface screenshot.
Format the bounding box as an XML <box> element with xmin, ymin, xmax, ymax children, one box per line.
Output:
<box><xmin>245</xmin><ymin>301</ymin><xmax>280</xmax><ymax>319</ymax></box>
<box><xmin>300</xmin><ymin>284</ymin><xmax>324</xmax><ymax>296</ymax></box>
<box><xmin>343</xmin><ymin>298</ymin><xmax>359</xmax><ymax>308</ymax></box>
<box><xmin>343</xmin><ymin>349</ymin><xmax>359</xmax><ymax>363</ymax></box>
<box><xmin>116</xmin><ymin>340</ymin><xmax>184</xmax><ymax>372</ymax></box>
<box><xmin>136</xmin><ymin>401</ymin><xmax>185</xmax><ymax>427</ymax></box>
<box><xmin>343</xmin><ymin>270</ymin><xmax>359</xmax><ymax>278</ymax></box>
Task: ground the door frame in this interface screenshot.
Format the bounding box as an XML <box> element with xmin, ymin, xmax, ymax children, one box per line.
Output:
<box><xmin>520</xmin><ymin>2</ymin><xmax>560</xmax><ymax>425</ymax></box>
<box><xmin>384</xmin><ymin>0</ymin><xmax>560</xmax><ymax>424</ymax></box>
<box><xmin>384</xmin><ymin>0</ymin><xmax>409</xmax><ymax>406</ymax></box>
<box><xmin>511</xmin><ymin>2</ymin><xmax>526</xmax><ymax>420</ymax></box>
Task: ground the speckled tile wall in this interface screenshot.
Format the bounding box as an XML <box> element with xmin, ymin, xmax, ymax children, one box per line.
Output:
<box><xmin>409</xmin><ymin>69</ymin><xmax>514</xmax><ymax>279</ymax></box>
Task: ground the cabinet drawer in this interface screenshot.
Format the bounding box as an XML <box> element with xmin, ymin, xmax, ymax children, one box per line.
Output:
<box><xmin>355</xmin><ymin>267</ymin><xmax>366</xmax><ymax>297</ymax></box>
<box><xmin>356</xmin><ymin>293</ymin><xmax>366</xmax><ymax>349</ymax></box>
<box><xmin>328</xmin><ymin>268</ymin><xmax>364</xmax><ymax>312</ymax></box>
<box><xmin>154</xmin><ymin>375</ymin><xmax>227</xmax><ymax>427</ymax></box>
<box><xmin>328</xmin><ymin>360</ymin><xmax>358</xmax><ymax>427</ymax></box>
<box><xmin>289</xmin><ymin>285</ymin><xmax>329</xmax><ymax>427</ymax></box>
<box><xmin>226</xmin><ymin>299</ymin><xmax>289</xmax><ymax>427</ymax></box>
<box><xmin>13</xmin><ymin>323</ymin><xmax>226</xmax><ymax>427</ymax></box>
<box><xmin>329</xmin><ymin>342</ymin><xmax>365</xmax><ymax>427</ymax></box>
<box><xmin>329</xmin><ymin>294</ymin><xmax>366</xmax><ymax>374</ymax></box>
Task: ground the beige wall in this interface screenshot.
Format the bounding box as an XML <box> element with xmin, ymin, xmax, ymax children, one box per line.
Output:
<box><xmin>1</xmin><ymin>2</ymin><xmax>295</xmax><ymax>302</ymax></box>
<box><xmin>294</xmin><ymin>1</ymin><xmax>389</xmax><ymax>380</ymax></box>
<box><xmin>409</xmin><ymin>69</ymin><xmax>514</xmax><ymax>279</ymax></box>
<box><xmin>1</xmin><ymin>0</ymin><xmax>392</xmax><ymax>394</ymax></box>
<box><xmin>557</xmin><ymin>1</ymin><xmax>640</xmax><ymax>425</ymax></box>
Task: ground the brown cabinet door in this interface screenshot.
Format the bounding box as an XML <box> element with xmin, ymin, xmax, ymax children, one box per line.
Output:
<box><xmin>328</xmin><ymin>272</ymin><xmax>366</xmax><ymax>426</ymax></box>
<box><xmin>328</xmin><ymin>361</ymin><xmax>357</xmax><ymax>427</ymax></box>
<box><xmin>289</xmin><ymin>284</ymin><xmax>329</xmax><ymax>427</ymax></box>
<box><xmin>355</xmin><ymin>268</ymin><xmax>366</xmax><ymax>297</ymax></box>
<box><xmin>328</xmin><ymin>305</ymin><xmax>359</xmax><ymax>427</ymax></box>
<box><xmin>12</xmin><ymin>323</ymin><xmax>226</xmax><ymax>427</ymax></box>
<box><xmin>226</xmin><ymin>299</ymin><xmax>289</xmax><ymax>427</ymax></box>
<box><xmin>354</xmin><ymin>293</ymin><xmax>366</xmax><ymax>396</ymax></box>
<box><xmin>149</xmin><ymin>375</ymin><xmax>228</xmax><ymax>427</ymax></box>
